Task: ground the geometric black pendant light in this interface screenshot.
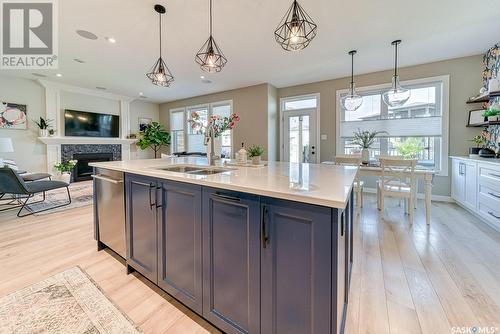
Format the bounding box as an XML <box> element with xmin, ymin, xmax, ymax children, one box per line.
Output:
<box><xmin>146</xmin><ymin>4</ymin><xmax>174</xmax><ymax>87</ymax></box>
<box><xmin>195</xmin><ymin>0</ymin><xmax>227</xmax><ymax>73</ymax></box>
<box><xmin>274</xmin><ymin>0</ymin><xmax>317</xmax><ymax>51</ymax></box>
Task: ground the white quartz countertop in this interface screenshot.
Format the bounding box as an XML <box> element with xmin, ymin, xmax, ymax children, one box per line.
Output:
<box><xmin>90</xmin><ymin>157</ymin><xmax>357</xmax><ymax>209</ymax></box>
<box><xmin>450</xmin><ymin>156</ymin><xmax>500</xmax><ymax>165</ymax></box>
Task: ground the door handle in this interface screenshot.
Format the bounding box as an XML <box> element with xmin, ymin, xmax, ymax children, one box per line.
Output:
<box><xmin>262</xmin><ymin>205</ymin><xmax>269</xmax><ymax>248</ymax></box>
<box><xmin>92</xmin><ymin>174</ymin><xmax>123</xmax><ymax>184</ymax></box>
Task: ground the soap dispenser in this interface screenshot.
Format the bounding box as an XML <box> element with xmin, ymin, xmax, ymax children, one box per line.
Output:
<box><xmin>237</xmin><ymin>143</ymin><xmax>247</xmax><ymax>164</ymax></box>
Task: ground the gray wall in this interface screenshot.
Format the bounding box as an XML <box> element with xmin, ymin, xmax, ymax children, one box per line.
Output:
<box><xmin>0</xmin><ymin>76</ymin><xmax>46</xmax><ymax>172</ymax></box>
<box><xmin>160</xmin><ymin>83</ymin><xmax>279</xmax><ymax>161</ymax></box>
<box><xmin>130</xmin><ymin>100</ymin><xmax>160</xmax><ymax>159</ymax></box>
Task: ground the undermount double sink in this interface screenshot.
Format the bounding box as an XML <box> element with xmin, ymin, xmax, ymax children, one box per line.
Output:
<box><xmin>154</xmin><ymin>165</ymin><xmax>236</xmax><ymax>176</ymax></box>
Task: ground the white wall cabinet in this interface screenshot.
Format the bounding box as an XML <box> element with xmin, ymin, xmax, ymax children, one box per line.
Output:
<box><xmin>451</xmin><ymin>157</ymin><xmax>500</xmax><ymax>232</ymax></box>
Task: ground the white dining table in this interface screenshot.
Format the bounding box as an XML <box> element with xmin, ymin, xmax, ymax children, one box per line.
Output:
<box><xmin>323</xmin><ymin>162</ymin><xmax>436</xmax><ymax>225</ymax></box>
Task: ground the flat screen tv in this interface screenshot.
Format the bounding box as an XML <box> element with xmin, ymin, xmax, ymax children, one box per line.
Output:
<box><xmin>64</xmin><ymin>109</ymin><xmax>119</xmax><ymax>138</ymax></box>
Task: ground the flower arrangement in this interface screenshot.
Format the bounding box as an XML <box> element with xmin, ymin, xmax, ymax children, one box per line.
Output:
<box><xmin>352</xmin><ymin>129</ymin><xmax>388</xmax><ymax>149</ymax></box>
<box><xmin>54</xmin><ymin>160</ymin><xmax>77</xmax><ymax>174</ymax></box>
<box><xmin>188</xmin><ymin>112</ymin><xmax>240</xmax><ymax>137</ymax></box>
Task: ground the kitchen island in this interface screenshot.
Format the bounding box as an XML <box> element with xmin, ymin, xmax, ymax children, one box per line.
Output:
<box><xmin>90</xmin><ymin>157</ymin><xmax>357</xmax><ymax>334</ymax></box>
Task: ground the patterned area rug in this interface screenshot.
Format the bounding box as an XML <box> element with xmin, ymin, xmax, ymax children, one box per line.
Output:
<box><xmin>26</xmin><ymin>181</ymin><xmax>94</xmax><ymax>216</ymax></box>
<box><xmin>0</xmin><ymin>267</ymin><xmax>141</xmax><ymax>334</ymax></box>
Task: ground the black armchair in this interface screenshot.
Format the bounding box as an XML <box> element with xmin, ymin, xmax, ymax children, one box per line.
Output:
<box><xmin>0</xmin><ymin>167</ymin><xmax>71</xmax><ymax>217</ymax></box>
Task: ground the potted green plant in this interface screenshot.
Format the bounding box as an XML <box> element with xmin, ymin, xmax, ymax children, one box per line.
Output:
<box><xmin>247</xmin><ymin>145</ymin><xmax>264</xmax><ymax>165</ymax></box>
<box><xmin>136</xmin><ymin>122</ymin><xmax>171</xmax><ymax>158</ymax></box>
<box><xmin>352</xmin><ymin>129</ymin><xmax>388</xmax><ymax>163</ymax></box>
<box><xmin>482</xmin><ymin>109</ymin><xmax>500</xmax><ymax>122</ymax></box>
<box><xmin>469</xmin><ymin>134</ymin><xmax>486</xmax><ymax>157</ymax></box>
<box><xmin>33</xmin><ymin>117</ymin><xmax>53</xmax><ymax>137</ymax></box>
<box><xmin>53</xmin><ymin>159</ymin><xmax>77</xmax><ymax>184</ymax></box>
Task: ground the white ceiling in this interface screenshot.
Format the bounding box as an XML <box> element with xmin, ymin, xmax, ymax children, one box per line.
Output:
<box><xmin>4</xmin><ymin>0</ymin><xmax>500</xmax><ymax>103</ymax></box>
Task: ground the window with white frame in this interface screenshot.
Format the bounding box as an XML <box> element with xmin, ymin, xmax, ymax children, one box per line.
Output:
<box><xmin>169</xmin><ymin>100</ymin><xmax>234</xmax><ymax>158</ymax></box>
<box><xmin>336</xmin><ymin>76</ymin><xmax>449</xmax><ymax>175</ymax></box>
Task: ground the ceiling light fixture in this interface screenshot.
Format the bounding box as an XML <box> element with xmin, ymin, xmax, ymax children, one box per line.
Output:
<box><xmin>105</xmin><ymin>37</ymin><xmax>116</xmax><ymax>43</ymax></box>
<box><xmin>341</xmin><ymin>50</ymin><xmax>363</xmax><ymax>112</ymax></box>
<box><xmin>76</xmin><ymin>30</ymin><xmax>98</xmax><ymax>40</ymax></box>
<box><xmin>56</xmin><ymin>73</ymin><xmax>62</xmax><ymax>77</ymax></box>
<box><xmin>146</xmin><ymin>4</ymin><xmax>174</xmax><ymax>87</ymax></box>
<box><xmin>195</xmin><ymin>0</ymin><xmax>227</xmax><ymax>73</ymax></box>
<box><xmin>274</xmin><ymin>0</ymin><xmax>317</xmax><ymax>51</ymax></box>
<box><xmin>382</xmin><ymin>40</ymin><xmax>411</xmax><ymax>107</ymax></box>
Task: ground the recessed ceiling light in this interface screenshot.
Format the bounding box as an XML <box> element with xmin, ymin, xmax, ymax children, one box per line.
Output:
<box><xmin>56</xmin><ymin>73</ymin><xmax>62</xmax><ymax>77</ymax></box>
<box><xmin>105</xmin><ymin>37</ymin><xmax>116</xmax><ymax>43</ymax></box>
<box><xmin>32</xmin><ymin>73</ymin><xmax>47</xmax><ymax>77</ymax></box>
<box><xmin>76</xmin><ymin>29</ymin><xmax>98</xmax><ymax>40</ymax></box>
<box><xmin>96</xmin><ymin>86</ymin><xmax>106</xmax><ymax>90</ymax></box>
<box><xmin>200</xmin><ymin>75</ymin><xmax>205</xmax><ymax>79</ymax></box>
<box><xmin>73</xmin><ymin>58</ymin><xmax>85</xmax><ymax>63</ymax></box>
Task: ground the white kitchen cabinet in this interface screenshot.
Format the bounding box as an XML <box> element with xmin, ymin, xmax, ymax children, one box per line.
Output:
<box><xmin>451</xmin><ymin>157</ymin><xmax>500</xmax><ymax>232</ymax></box>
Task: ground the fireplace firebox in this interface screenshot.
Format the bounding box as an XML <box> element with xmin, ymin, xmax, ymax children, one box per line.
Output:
<box><xmin>73</xmin><ymin>153</ymin><xmax>113</xmax><ymax>182</ymax></box>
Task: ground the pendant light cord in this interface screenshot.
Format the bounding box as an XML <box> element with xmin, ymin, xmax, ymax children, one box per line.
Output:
<box><xmin>159</xmin><ymin>12</ymin><xmax>162</xmax><ymax>59</ymax></box>
<box><xmin>209</xmin><ymin>0</ymin><xmax>213</xmax><ymax>36</ymax></box>
<box><xmin>351</xmin><ymin>52</ymin><xmax>354</xmax><ymax>94</ymax></box>
<box><xmin>394</xmin><ymin>42</ymin><xmax>398</xmax><ymax>78</ymax></box>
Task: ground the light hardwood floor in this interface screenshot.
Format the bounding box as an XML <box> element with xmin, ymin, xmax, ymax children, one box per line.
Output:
<box><xmin>0</xmin><ymin>195</ymin><xmax>499</xmax><ymax>334</ymax></box>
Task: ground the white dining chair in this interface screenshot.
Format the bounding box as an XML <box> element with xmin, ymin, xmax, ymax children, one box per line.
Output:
<box><xmin>377</xmin><ymin>157</ymin><xmax>417</xmax><ymax>224</ymax></box>
<box><xmin>333</xmin><ymin>155</ymin><xmax>364</xmax><ymax>209</ymax></box>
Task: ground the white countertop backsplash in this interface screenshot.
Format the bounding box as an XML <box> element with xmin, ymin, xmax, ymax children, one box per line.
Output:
<box><xmin>90</xmin><ymin>157</ymin><xmax>357</xmax><ymax>209</ymax></box>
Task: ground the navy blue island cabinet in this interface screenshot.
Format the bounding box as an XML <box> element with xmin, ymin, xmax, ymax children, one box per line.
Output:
<box><xmin>122</xmin><ymin>173</ymin><xmax>353</xmax><ymax>334</ymax></box>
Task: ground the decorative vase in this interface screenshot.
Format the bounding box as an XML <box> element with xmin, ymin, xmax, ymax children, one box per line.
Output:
<box><xmin>251</xmin><ymin>156</ymin><xmax>261</xmax><ymax>165</ymax></box>
<box><xmin>56</xmin><ymin>172</ymin><xmax>71</xmax><ymax>184</ymax></box>
<box><xmin>469</xmin><ymin>147</ymin><xmax>481</xmax><ymax>157</ymax></box>
<box><xmin>361</xmin><ymin>148</ymin><xmax>369</xmax><ymax>164</ymax></box>
<box><xmin>39</xmin><ymin>129</ymin><xmax>48</xmax><ymax>137</ymax></box>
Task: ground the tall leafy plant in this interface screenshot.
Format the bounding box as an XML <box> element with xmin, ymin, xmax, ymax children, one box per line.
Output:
<box><xmin>136</xmin><ymin>122</ymin><xmax>170</xmax><ymax>158</ymax></box>
<box><xmin>352</xmin><ymin>129</ymin><xmax>387</xmax><ymax>149</ymax></box>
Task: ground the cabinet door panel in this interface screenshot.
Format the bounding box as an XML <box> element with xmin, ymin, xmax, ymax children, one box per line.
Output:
<box><xmin>202</xmin><ymin>188</ymin><xmax>260</xmax><ymax>334</ymax></box>
<box><xmin>464</xmin><ymin>162</ymin><xmax>477</xmax><ymax>211</ymax></box>
<box><xmin>158</xmin><ymin>181</ymin><xmax>202</xmax><ymax>313</ymax></box>
<box><xmin>261</xmin><ymin>198</ymin><xmax>332</xmax><ymax>334</ymax></box>
<box><xmin>125</xmin><ymin>174</ymin><xmax>157</xmax><ymax>283</ymax></box>
<box><xmin>336</xmin><ymin>210</ymin><xmax>347</xmax><ymax>334</ymax></box>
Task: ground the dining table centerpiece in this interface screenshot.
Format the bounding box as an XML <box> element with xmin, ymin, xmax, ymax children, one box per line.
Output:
<box><xmin>352</xmin><ymin>129</ymin><xmax>388</xmax><ymax>164</ymax></box>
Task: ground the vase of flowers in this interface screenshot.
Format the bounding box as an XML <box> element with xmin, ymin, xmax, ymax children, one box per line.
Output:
<box><xmin>352</xmin><ymin>129</ymin><xmax>388</xmax><ymax>164</ymax></box>
<box><xmin>53</xmin><ymin>160</ymin><xmax>77</xmax><ymax>184</ymax></box>
<box><xmin>247</xmin><ymin>145</ymin><xmax>264</xmax><ymax>165</ymax></box>
<box><xmin>188</xmin><ymin>112</ymin><xmax>240</xmax><ymax>161</ymax></box>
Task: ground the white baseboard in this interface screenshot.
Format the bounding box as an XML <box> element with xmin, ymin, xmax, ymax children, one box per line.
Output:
<box><xmin>362</xmin><ymin>187</ymin><xmax>454</xmax><ymax>203</ymax></box>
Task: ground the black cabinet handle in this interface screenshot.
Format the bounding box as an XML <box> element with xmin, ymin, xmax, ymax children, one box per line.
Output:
<box><xmin>488</xmin><ymin>211</ymin><xmax>500</xmax><ymax>220</ymax></box>
<box><xmin>211</xmin><ymin>193</ymin><xmax>241</xmax><ymax>203</ymax></box>
<box><xmin>262</xmin><ymin>205</ymin><xmax>269</xmax><ymax>248</ymax></box>
<box><xmin>149</xmin><ymin>183</ymin><xmax>156</xmax><ymax>209</ymax></box>
<box><xmin>487</xmin><ymin>192</ymin><xmax>500</xmax><ymax>199</ymax></box>
<box><xmin>156</xmin><ymin>186</ymin><xmax>162</xmax><ymax>209</ymax></box>
<box><xmin>341</xmin><ymin>212</ymin><xmax>345</xmax><ymax>237</ymax></box>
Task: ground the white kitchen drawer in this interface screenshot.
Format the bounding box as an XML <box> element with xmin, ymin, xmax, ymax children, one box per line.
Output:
<box><xmin>478</xmin><ymin>163</ymin><xmax>500</xmax><ymax>188</ymax></box>
<box><xmin>477</xmin><ymin>196</ymin><xmax>500</xmax><ymax>231</ymax></box>
<box><xmin>478</xmin><ymin>183</ymin><xmax>500</xmax><ymax>205</ymax></box>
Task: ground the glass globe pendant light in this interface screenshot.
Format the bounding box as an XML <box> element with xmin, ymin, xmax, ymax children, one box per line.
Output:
<box><xmin>382</xmin><ymin>40</ymin><xmax>410</xmax><ymax>107</ymax></box>
<box><xmin>195</xmin><ymin>0</ymin><xmax>227</xmax><ymax>73</ymax></box>
<box><xmin>274</xmin><ymin>0</ymin><xmax>317</xmax><ymax>51</ymax></box>
<box><xmin>146</xmin><ymin>5</ymin><xmax>174</xmax><ymax>87</ymax></box>
<box><xmin>341</xmin><ymin>50</ymin><xmax>363</xmax><ymax>111</ymax></box>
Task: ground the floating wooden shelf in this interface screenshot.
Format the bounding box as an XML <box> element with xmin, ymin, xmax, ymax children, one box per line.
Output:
<box><xmin>466</xmin><ymin>120</ymin><xmax>500</xmax><ymax>128</ymax></box>
<box><xmin>467</xmin><ymin>91</ymin><xmax>500</xmax><ymax>104</ymax></box>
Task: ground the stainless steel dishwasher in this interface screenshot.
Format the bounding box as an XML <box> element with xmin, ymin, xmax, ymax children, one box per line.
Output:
<box><xmin>93</xmin><ymin>168</ymin><xmax>126</xmax><ymax>258</ymax></box>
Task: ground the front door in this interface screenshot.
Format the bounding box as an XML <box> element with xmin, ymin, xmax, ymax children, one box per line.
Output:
<box><xmin>283</xmin><ymin>109</ymin><xmax>317</xmax><ymax>163</ymax></box>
